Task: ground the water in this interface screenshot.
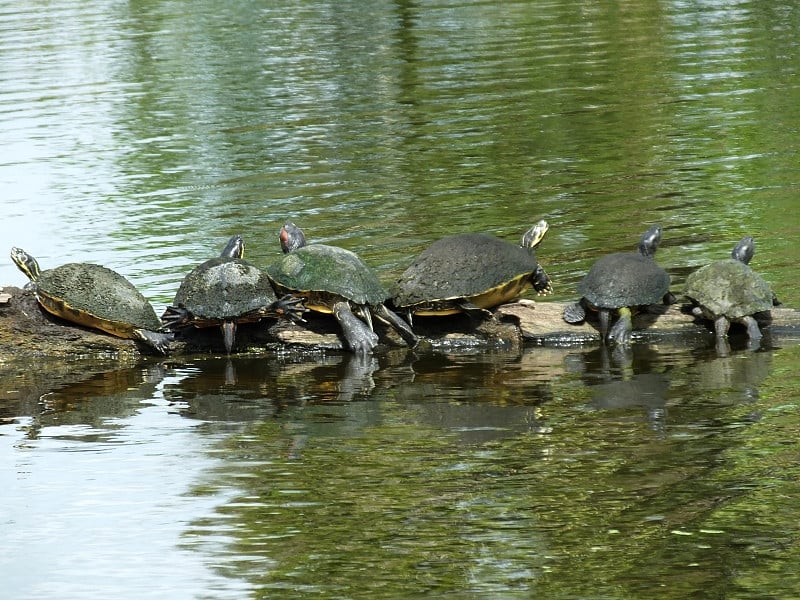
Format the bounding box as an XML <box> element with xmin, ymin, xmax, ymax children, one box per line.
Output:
<box><xmin>1</xmin><ymin>0</ymin><xmax>800</xmax><ymax>597</ymax></box>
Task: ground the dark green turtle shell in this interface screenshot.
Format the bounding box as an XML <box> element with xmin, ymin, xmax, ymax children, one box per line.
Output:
<box><xmin>173</xmin><ymin>256</ymin><xmax>279</xmax><ymax>320</ymax></box>
<box><xmin>684</xmin><ymin>258</ymin><xmax>773</xmax><ymax>319</ymax></box>
<box><xmin>266</xmin><ymin>244</ymin><xmax>388</xmax><ymax>307</ymax></box>
<box><xmin>578</xmin><ymin>252</ymin><xmax>670</xmax><ymax>309</ymax></box>
<box><xmin>37</xmin><ymin>263</ymin><xmax>163</xmax><ymax>332</ymax></box>
<box><xmin>392</xmin><ymin>233</ymin><xmax>542</xmax><ymax>307</ymax></box>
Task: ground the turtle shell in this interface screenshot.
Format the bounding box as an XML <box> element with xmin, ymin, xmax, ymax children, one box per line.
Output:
<box><xmin>578</xmin><ymin>252</ymin><xmax>670</xmax><ymax>309</ymax></box>
<box><xmin>684</xmin><ymin>258</ymin><xmax>773</xmax><ymax>319</ymax></box>
<box><xmin>35</xmin><ymin>263</ymin><xmax>163</xmax><ymax>337</ymax></box>
<box><xmin>266</xmin><ymin>244</ymin><xmax>387</xmax><ymax>311</ymax></box>
<box><xmin>173</xmin><ymin>257</ymin><xmax>279</xmax><ymax>322</ymax></box>
<box><xmin>391</xmin><ymin>233</ymin><xmax>542</xmax><ymax>312</ymax></box>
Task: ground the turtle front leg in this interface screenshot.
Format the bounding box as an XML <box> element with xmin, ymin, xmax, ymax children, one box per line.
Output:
<box><xmin>161</xmin><ymin>305</ymin><xmax>191</xmax><ymax>329</ymax></box>
<box><xmin>531</xmin><ymin>266</ymin><xmax>553</xmax><ymax>295</ymax></box>
<box><xmin>267</xmin><ymin>294</ymin><xmax>307</xmax><ymax>323</ymax></box>
<box><xmin>372</xmin><ymin>304</ymin><xmax>418</xmax><ymax>347</ymax></box>
<box><xmin>333</xmin><ymin>301</ymin><xmax>379</xmax><ymax>354</ymax></box>
<box><xmin>221</xmin><ymin>320</ymin><xmax>237</xmax><ymax>354</ymax></box>
<box><xmin>713</xmin><ymin>315</ymin><xmax>730</xmax><ymax>339</ymax></box>
<box><xmin>457</xmin><ymin>300</ymin><xmax>492</xmax><ymax>322</ymax></box>
<box><xmin>738</xmin><ymin>315</ymin><xmax>762</xmax><ymax>342</ymax></box>
<box><xmin>133</xmin><ymin>329</ymin><xmax>173</xmax><ymax>356</ymax></box>
<box><xmin>607</xmin><ymin>307</ymin><xmax>633</xmax><ymax>346</ymax></box>
<box><xmin>598</xmin><ymin>308</ymin><xmax>612</xmax><ymax>342</ymax></box>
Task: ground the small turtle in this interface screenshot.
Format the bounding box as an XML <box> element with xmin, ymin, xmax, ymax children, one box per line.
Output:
<box><xmin>10</xmin><ymin>247</ymin><xmax>171</xmax><ymax>354</ymax></box>
<box><xmin>391</xmin><ymin>220</ymin><xmax>552</xmax><ymax>324</ymax></box>
<box><xmin>162</xmin><ymin>235</ymin><xmax>305</xmax><ymax>354</ymax></box>
<box><xmin>266</xmin><ymin>222</ymin><xmax>418</xmax><ymax>354</ymax></box>
<box><xmin>683</xmin><ymin>235</ymin><xmax>778</xmax><ymax>346</ymax></box>
<box><xmin>563</xmin><ymin>225</ymin><xmax>673</xmax><ymax>345</ymax></box>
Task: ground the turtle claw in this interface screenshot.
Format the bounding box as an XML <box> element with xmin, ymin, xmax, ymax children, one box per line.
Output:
<box><xmin>161</xmin><ymin>305</ymin><xmax>190</xmax><ymax>329</ymax></box>
<box><xmin>333</xmin><ymin>301</ymin><xmax>379</xmax><ymax>354</ymax></box>
<box><xmin>274</xmin><ymin>294</ymin><xmax>308</xmax><ymax>323</ymax></box>
<box><xmin>607</xmin><ymin>308</ymin><xmax>633</xmax><ymax>346</ymax></box>
<box><xmin>134</xmin><ymin>329</ymin><xmax>174</xmax><ymax>355</ymax></box>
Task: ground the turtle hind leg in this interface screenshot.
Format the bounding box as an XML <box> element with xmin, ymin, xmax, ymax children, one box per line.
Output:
<box><xmin>607</xmin><ymin>307</ymin><xmax>632</xmax><ymax>346</ymax></box>
<box><xmin>333</xmin><ymin>301</ymin><xmax>379</xmax><ymax>354</ymax></box>
<box><xmin>372</xmin><ymin>304</ymin><xmax>418</xmax><ymax>348</ymax></box>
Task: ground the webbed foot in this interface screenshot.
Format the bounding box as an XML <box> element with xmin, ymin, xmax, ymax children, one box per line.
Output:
<box><xmin>333</xmin><ymin>301</ymin><xmax>379</xmax><ymax>354</ymax></box>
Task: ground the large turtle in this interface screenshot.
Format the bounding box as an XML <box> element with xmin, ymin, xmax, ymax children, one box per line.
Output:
<box><xmin>563</xmin><ymin>225</ymin><xmax>673</xmax><ymax>345</ymax></box>
<box><xmin>162</xmin><ymin>235</ymin><xmax>305</xmax><ymax>354</ymax></box>
<box><xmin>683</xmin><ymin>235</ymin><xmax>778</xmax><ymax>346</ymax></box>
<box><xmin>390</xmin><ymin>220</ymin><xmax>552</xmax><ymax>324</ymax></box>
<box><xmin>266</xmin><ymin>222</ymin><xmax>418</xmax><ymax>354</ymax></box>
<box><xmin>10</xmin><ymin>247</ymin><xmax>171</xmax><ymax>354</ymax></box>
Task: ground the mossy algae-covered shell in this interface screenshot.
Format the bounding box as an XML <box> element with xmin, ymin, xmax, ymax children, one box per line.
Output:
<box><xmin>34</xmin><ymin>262</ymin><xmax>163</xmax><ymax>331</ymax></box>
<box><xmin>162</xmin><ymin>234</ymin><xmax>305</xmax><ymax>354</ymax></box>
<box><xmin>173</xmin><ymin>256</ymin><xmax>280</xmax><ymax>320</ymax></box>
<box><xmin>267</xmin><ymin>244</ymin><xmax>388</xmax><ymax>310</ymax></box>
<box><xmin>266</xmin><ymin>222</ymin><xmax>417</xmax><ymax>354</ymax></box>
<box><xmin>684</xmin><ymin>247</ymin><xmax>773</xmax><ymax>319</ymax></box>
<box><xmin>10</xmin><ymin>247</ymin><xmax>169</xmax><ymax>354</ymax></box>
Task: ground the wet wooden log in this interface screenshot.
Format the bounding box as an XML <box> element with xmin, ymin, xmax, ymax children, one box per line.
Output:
<box><xmin>1</xmin><ymin>285</ymin><xmax>799</xmax><ymax>360</ymax></box>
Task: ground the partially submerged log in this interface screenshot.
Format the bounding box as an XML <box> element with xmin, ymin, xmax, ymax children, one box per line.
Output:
<box><xmin>1</xmin><ymin>285</ymin><xmax>799</xmax><ymax>360</ymax></box>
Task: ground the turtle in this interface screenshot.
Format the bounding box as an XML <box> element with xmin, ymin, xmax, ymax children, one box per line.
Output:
<box><xmin>683</xmin><ymin>235</ymin><xmax>778</xmax><ymax>346</ymax></box>
<box><xmin>390</xmin><ymin>220</ymin><xmax>552</xmax><ymax>325</ymax></box>
<box><xmin>266</xmin><ymin>222</ymin><xmax>418</xmax><ymax>354</ymax></box>
<box><xmin>10</xmin><ymin>247</ymin><xmax>172</xmax><ymax>354</ymax></box>
<box><xmin>562</xmin><ymin>225</ymin><xmax>673</xmax><ymax>345</ymax></box>
<box><xmin>161</xmin><ymin>234</ymin><xmax>305</xmax><ymax>354</ymax></box>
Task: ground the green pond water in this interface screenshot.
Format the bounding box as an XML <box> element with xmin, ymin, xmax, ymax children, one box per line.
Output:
<box><xmin>1</xmin><ymin>0</ymin><xmax>799</xmax><ymax>598</ymax></box>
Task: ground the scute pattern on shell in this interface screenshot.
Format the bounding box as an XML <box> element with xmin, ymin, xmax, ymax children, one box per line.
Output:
<box><xmin>37</xmin><ymin>263</ymin><xmax>162</xmax><ymax>331</ymax></box>
<box><xmin>267</xmin><ymin>245</ymin><xmax>387</xmax><ymax>306</ymax></box>
<box><xmin>174</xmin><ymin>257</ymin><xmax>278</xmax><ymax>319</ymax></box>
<box><xmin>684</xmin><ymin>258</ymin><xmax>773</xmax><ymax>319</ymax></box>
<box><xmin>578</xmin><ymin>253</ymin><xmax>670</xmax><ymax>309</ymax></box>
<box><xmin>392</xmin><ymin>233</ymin><xmax>540</xmax><ymax>306</ymax></box>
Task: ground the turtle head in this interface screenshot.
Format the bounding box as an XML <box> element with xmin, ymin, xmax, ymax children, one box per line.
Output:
<box><xmin>280</xmin><ymin>222</ymin><xmax>307</xmax><ymax>254</ymax></box>
<box><xmin>220</xmin><ymin>235</ymin><xmax>245</xmax><ymax>259</ymax></box>
<box><xmin>521</xmin><ymin>219</ymin><xmax>549</xmax><ymax>251</ymax></box>
<box><xmin>638</xmin><ymin>225</ymin><xmax>663</xmax><ymax>258</ymax></box>
<box><xmin>731</xmin><ymin>235</ymin><xmax>755</xmax><ymax>265</ymax></box>
<box><xmin>10</xmin><ymin>247</ymin><xmax>41</xmax><ymax>281</ymax></box>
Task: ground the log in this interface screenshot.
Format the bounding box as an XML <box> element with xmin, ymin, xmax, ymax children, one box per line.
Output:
<box><xmin>1</xmin><ymin>285</ymin><xmax>799</xmax><ymax>360</ymax></box>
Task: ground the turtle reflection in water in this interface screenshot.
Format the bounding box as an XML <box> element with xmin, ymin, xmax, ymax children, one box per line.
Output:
<box><xmin>683</xmin><ymin>235</ymin><xmax>779</xmax><ymax>351</ymax></box>
<box><xmin>10</xmin><ymin>246</ymin><xmax>172</xmax><ymax>355</ymax></box>
<box><xmin>391</xmin><ymin>220</ymin><xmax>552</xmax><ymax>325</ymax></box>
<box><xmin>266</xmin><ymin>222</ymin><xmax>418</xmax><ymax>354</ymax></box>
<box><xmin>563</xmin><ymin>225</ymin><xmax>674</xmax><ymax>345</ymax></box>
<box><xmin>162</xmin><ymin>235</ymin><xmax>305</xmax><ymax>354</ymax></box>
